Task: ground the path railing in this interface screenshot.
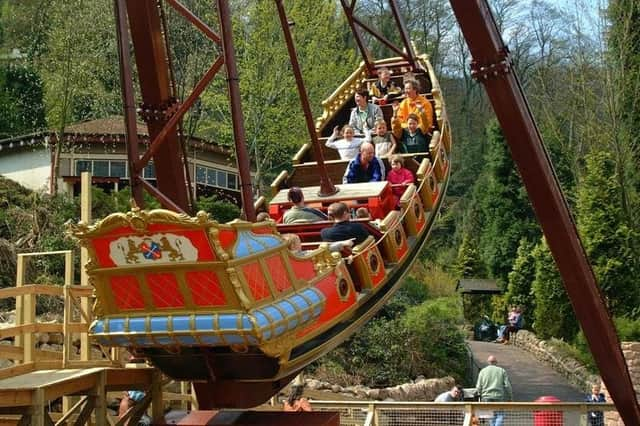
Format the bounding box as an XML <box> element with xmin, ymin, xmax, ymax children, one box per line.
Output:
<box><xmin>310</xmin><ymin>400</ymin><xmax>617</xmax><ymax>426</ymax></box>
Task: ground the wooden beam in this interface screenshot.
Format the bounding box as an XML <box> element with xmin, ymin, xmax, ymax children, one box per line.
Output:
<box><xmin>54</xmin><ymin>396</ymin><xmax>88</xmax><ymax>425</ymax></box>
<box><xmin>0</xmin><ymin>346</ymin><xmax>63</xmax><ymax>362</ymax></box>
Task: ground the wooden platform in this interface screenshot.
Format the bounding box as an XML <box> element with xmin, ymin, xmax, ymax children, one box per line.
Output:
<box><xmin>0</xmin><ymin>366</ymin><xmax>162</xmax><ymax>425</ymax></box>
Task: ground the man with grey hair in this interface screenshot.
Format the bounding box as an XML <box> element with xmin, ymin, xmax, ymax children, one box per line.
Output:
<box><xmin>476</xmin><ymin>355</ymin><xmax>512</xmax><ymax>426</ymax></box>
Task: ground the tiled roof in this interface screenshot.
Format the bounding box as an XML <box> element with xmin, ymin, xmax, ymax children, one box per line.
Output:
<box><xmin>64</xmin><ymin>116</ymin><xmax>149</xmax><ymax>136</ymax></box>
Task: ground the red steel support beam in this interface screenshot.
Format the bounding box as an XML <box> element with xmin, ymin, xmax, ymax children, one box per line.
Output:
<box><xmin>114</xmin><ymin>0</ymin><xmax>144</xmax><ymax>208</ymax></box>
<box><xmin>125</xmin><ymin>0</ymin><xmax>189</xmax><ymax>212</ymax></box>
<box><xmin>164</xmin><ymin>0</ymin><xmax>221</xmax><ymax>43</ymax></box>
<box><xmin>388</xmin><ymin>0</ymin><xmax>418</xmax><ymax>70</ymax></box>
<box><xmin>135</xmin><ymin>57</ymin><xmax>225</xmax><ymax>172</ymax></box>
<box><xmin>217</xmin><ymin>0</ymin><xmax>256</xmax><ymax>222</ymax></box>
<box><xmin>449</xmin><ymin>1</ymin><xmax>640</xmax><ymax>424</ymax></box>
<box><xmin>274</xmin><ymin>0</ymin><xmax>337</xmax><ymax>197</ymax></box>
<box><xmin>340</xmin><ymin>0</ymin><xmax>375</xmax><ymax>75</ymax></box>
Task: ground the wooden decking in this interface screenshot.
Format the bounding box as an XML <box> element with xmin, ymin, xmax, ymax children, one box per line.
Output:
<box><xmin>0</xmin><ymin>366</ymin><xmax>163</xmax><ymax>425</ymax></box>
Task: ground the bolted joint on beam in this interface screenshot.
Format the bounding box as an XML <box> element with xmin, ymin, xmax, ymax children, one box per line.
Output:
<box><xmin>138</xmin><ymin>97</ymin><xmax>181</xmax><ymax>123</ymax></box>
<box><xmin>471</xmin><ymin>49</ymin><xmax>512</xmax><ymax>81</ymax></box>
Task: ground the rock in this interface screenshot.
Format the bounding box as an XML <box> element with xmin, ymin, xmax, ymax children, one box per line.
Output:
<box><xmin>330</xmin><ymin>384</ymin><xmax>342</xmax><ymax>393</ymax></box>
<box><xmin>367</xmin><ymin>388</ymin><xmax>381</xmax><ymax>400</ymax></box>
<box><xmin>307</xmin><ymin>379</ymin><xmax>322</xmax><ymax>390</ymax></box>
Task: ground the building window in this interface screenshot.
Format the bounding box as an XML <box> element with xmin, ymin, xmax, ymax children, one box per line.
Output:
<box><xmin>217</xmin><ymin>170</ymin><xmax>227</xmax><ymax>188</ymax></box>
<box><xmin>227</xmin><ymin>173</ymin><xmax>237</xmax><ymax>190</ymax></box>
<box><xmin>143</xmin><ymin>163</ymin><xmax>156</xmax><ymax>179</ymax></box>
<box><xmin>76</xmin><ymin>160</ymin><xmax>92</xmax><ymax>175</ymax></box>
<box><xmin>93</xmin><ymin>160</ymin><xmax>109</xmax><ymax>177</ymax></box>
<box><xmin>110</xmin><ymin>161</ymin><xmax>127</xmax><ymax>178</ymax></box>
<box><xmin>196</xmin><ymin>165</ymin><xmax>207</xmax><ymax>184</ymax></box>
<box><xmin>193</xmin><ymin>164</ymin><xmax>239</xmax><ymax>191</ymax></box>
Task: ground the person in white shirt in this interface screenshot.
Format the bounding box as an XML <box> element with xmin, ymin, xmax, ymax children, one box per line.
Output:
<box><xmin>325</xmin><ymin>124</ymin><xmax>370</xmax><ymax>160</ymax></box>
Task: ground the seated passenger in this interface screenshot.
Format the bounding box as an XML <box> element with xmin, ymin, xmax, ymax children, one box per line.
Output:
<box><xmin>355</xmin><ymin>207</ymin><xmax>371</xmax><ymax>219</ymax></box>
<box><xmin>395</xmin><ymin>79</ymin><xmax>433</xmax><ymax>131</ymax></box>
<box><xmin>326</xmin><ymin>125</ymin><xmax>368</xmax><ymax>160</ymax></box>
<box><xmin>343</xmin><ymin>142</ymin><xmax>385</xmax><ymax>184</ymax></box>
<box><xmin>387</xmin><ymin>154</ymin><xmax>415</xmax><ymax>205</ymax></box>
<box><xmin>256</xmin><ymin>212</ymin><xmax>272</xmax><ymax>222</ymax></box>
<box><xmin>282</xmin><ymin>233</ymin><xmax>353</xmax><ymax>255</ymax></box>
<box><xmin>349</xmin><ymin>90</ymin><xmax>383</xmax><ymax>135</ymax></box>
<box><xmin>321</xmin><ymin>202</ymin><xmax>371</xmax><ymax>245</ymax></box>
<box><xmin>282</xmin><ymin>187</ymin><xmax>328</xmax><ymax>224</ymax></box>
<box><xmin>369</xmin><ymin>67</ymin><xmax>401</xmax><ymax>105</ymax></box>
<box><xmin>392</xmin><ymin>103</ymin><xmax>431</xmax><ymax>155</ymax></box>
<box><xmin>371</xmin><ymin>119</ymin><xmax>396</xmax><ymax>158</ymax></box>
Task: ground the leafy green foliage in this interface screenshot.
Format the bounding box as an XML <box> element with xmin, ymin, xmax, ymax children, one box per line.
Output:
<box><xmin>194</xmin><ymin>195</ymin><xmax>241</xmax><ymax>224</ymax></box>
<box><xmin>531</xmin><ymin>239</ymin><xmax>578</xmax><ymax>341</ymax></box>
<box><xmin>317</xmin><ymin>296</ymin><xmax>467</xmax><ymax>387</ymax></box>
<box><xmin>475</xmin><ymin>121</ymin><xmax>539</xmax><ymax>284</ymax></box>
<box><xmin>505</xmin><ymin>238</ymin><xmax>537</xmax><ymax>315</ymax></box>
<box><xmin>576</xmin><ymin>152</ymin><xmax>640</xmax><ymax>318</ymax></box>
<box><xmin>0</xmin><ymin>63</ymin><xmax>46</xmax><ymax>138</ymax></box>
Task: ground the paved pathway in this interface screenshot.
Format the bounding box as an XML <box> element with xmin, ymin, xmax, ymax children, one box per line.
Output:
<box><xmin>468</xmin><ymin>340</ymin><xmax>585</xmax><ymax>402</ymax></box>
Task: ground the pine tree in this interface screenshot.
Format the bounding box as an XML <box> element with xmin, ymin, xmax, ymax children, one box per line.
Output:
<box><xmin>477</xmin><ymin>120</ymin><xmax>539</xmax><ymax>283</ymax></box>
<box><xmin>531</xmin><ymin>239</ymin><xmax>578</xmax><ymax>340</ymax></box>
<box><xmin>456</xmin><ymin>233</ymin><xmax>491</xmax><ymax>324</ymax></box>
<box><xmin>505</xmin><ymin>238</ymin><xmax>536</xmax><ymax>317</ymax></box>
<box><xmin>576</xmin><ymin>151</ymin><xmax>640</xmax><ymax>318</ymax></box>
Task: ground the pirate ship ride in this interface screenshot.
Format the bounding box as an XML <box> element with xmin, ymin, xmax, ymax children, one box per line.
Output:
<box><xmin>69</xmin><ymin>0</ymin><xmax>450</xmax><ymax>409</ymax></box>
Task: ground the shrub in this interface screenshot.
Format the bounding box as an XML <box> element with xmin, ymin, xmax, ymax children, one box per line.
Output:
<box><xmin>195</xmin><ymin>195</ymin><xmax>241</xmax><ymax>223</ymax></box>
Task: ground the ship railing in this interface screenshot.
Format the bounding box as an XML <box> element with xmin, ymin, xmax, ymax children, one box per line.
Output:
<box><xmin>347</xmin><ymin>123</ymin><xmax>450</xmax><ymax>274</ymax></box>
<box><xmin>310</xmin><ymin>400</ymin><xmax>618</xmax><ymax>426</ymax></box>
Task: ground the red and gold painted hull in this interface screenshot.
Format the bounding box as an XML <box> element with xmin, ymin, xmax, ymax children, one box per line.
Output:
<box><xmin>69</xmin><ymin>55</ymin><xmax>452</xmax><ymax>408</ymax></box>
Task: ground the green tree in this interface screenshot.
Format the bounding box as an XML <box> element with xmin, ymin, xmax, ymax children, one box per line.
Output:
<box><xmin>576</xmin><ymin>151</ymin><xmax>640</xmax><ymax>318</ymax></box>
<box><xmin>476</xmin><ymin>120</ymin><xmax>538</xmax><ymax>284</ymax></box>
<box><xmin>606</xmin><ymin>0</ymin><xmax>640</xmax><ymax>226</ymax></box>
<box><xmin>200</xmin><ymin>0</ymin><xmax>356</xmax><ymax>191</ymax></box>
<box><xmin>0</xmin><ymin>63</ymin><xmax>46</xmax><ymax>138</ymax></box>
<box><xmin>505</xmin><ymin>238</ymin><xmax>536</xmax><ymax>315</ymax></box>
<box><xmin>456</xmin><ymin>232</ymin><xmax>491</xmax><ymax>324</ymax></box>
<box><xmin>531</xmin><ymin>238</ymin><xmax>578</xmax><ymax>340</ymax></box>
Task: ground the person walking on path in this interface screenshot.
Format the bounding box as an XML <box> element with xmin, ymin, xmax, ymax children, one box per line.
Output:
<box><xmin>476</xmin><ymin>355</ymin><xmax>512</xmax><ymax>426</ymax></box>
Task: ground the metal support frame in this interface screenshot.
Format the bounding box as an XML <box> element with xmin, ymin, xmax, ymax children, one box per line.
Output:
<box><xmin>114</xmin><ymin>0</ymin><xmax>256</xmax><ymax>217</ymax></box>
<box><xmin>449</xmin><ymin>1</ymin><xmax>640</xmax><ymax>424</ymax></box>
<box><xmin>274</xmin><ymin>0</ymin><xmax>338</xmax><ymax>197</ymax></box>
<box><xmin>340</xmin><ymin>0</ymin><xmax>420</xmax><ymax>74</ymax></box>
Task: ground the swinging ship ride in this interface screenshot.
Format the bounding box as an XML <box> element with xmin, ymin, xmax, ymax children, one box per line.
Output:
<box><xmin>70</xmin><ymin>0</ymin><xmax>450</xmax><ymax>408</ymax></box>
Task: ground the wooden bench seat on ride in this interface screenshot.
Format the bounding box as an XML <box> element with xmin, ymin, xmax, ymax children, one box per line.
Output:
<box><xmin>287</xmin><ymin>153</ymin><xmax>424</xmax><ymax>189</ymax></box>
<box><xmin>269</xmin><ymin>181</ymin><xmax>396</xmax><ymax>223</ymax></box>
<box><xmin>276</xmin><ymin>218</ymin><xmax>383</xmax><ymax>244</ymax></box>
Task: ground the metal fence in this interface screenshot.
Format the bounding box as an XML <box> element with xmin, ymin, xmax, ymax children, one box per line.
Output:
<box><xmin>311</xmin><ymin>400</ymin><xmax>617</xmax><ymax>426</ymax></box>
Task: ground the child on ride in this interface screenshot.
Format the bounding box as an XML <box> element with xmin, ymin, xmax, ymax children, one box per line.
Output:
<box><xmin>369</xmin><ymin>66</ymin><xmax>401</xmax><ymax>105</ymax></box>
<box><xmin>391</xmin><ymin>102</ymin><xmax>431</xmax><ymax>155</ymax></box>
<box><xmin>371</xmin><ymin>119</ymin><xmax>397</xmax><ymax>158</ymax></box>
<box><xmin>326</xmin><ymin>124</ymin><xmax>370</xmax><ymax>160</ymax></box>
<box><xmin>386</xmin><ymin>154</ymin><xmax>414</xmax><ymax>206</ymax></box>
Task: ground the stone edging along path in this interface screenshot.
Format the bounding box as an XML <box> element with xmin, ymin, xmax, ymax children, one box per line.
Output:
<box><xmin>510</xmin><ymin>330</ymin><xmax>598</xmax><ymax>391</ymax></box>
<box><xmin>305</xmin><ymin>329</ymin><xmax>601</xmax><ymax>401</ymax></box>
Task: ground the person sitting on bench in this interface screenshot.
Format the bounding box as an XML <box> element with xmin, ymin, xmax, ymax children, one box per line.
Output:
<box><xmin>343</xmin><ymin>142</ymin><xmax>385</xmax><ymax>183</ymax></box>
<box><xmin>282</xmin><ymin>187</ymin><xmax>328</xmax><ymax>224</ymax></box>
<box><xmin>321</xmin><ymin>202</ymin><xmax>371</xmax><ymax>245</ymax></box>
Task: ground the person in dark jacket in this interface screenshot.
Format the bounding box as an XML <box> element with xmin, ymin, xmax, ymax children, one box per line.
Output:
<box><xmin>586</xmin><ymin>383</ymin><xmax>606</xmax><ymax>426</ymax></box>
<box><xmin>320</xmin><ymin>202</ymin><xmax>370</xmax><ymax>245</ymax></box>
<box><xmin>343</xmin><ymin>142</ymin><xmax>385</xmax><ymax>184</ymax></box>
